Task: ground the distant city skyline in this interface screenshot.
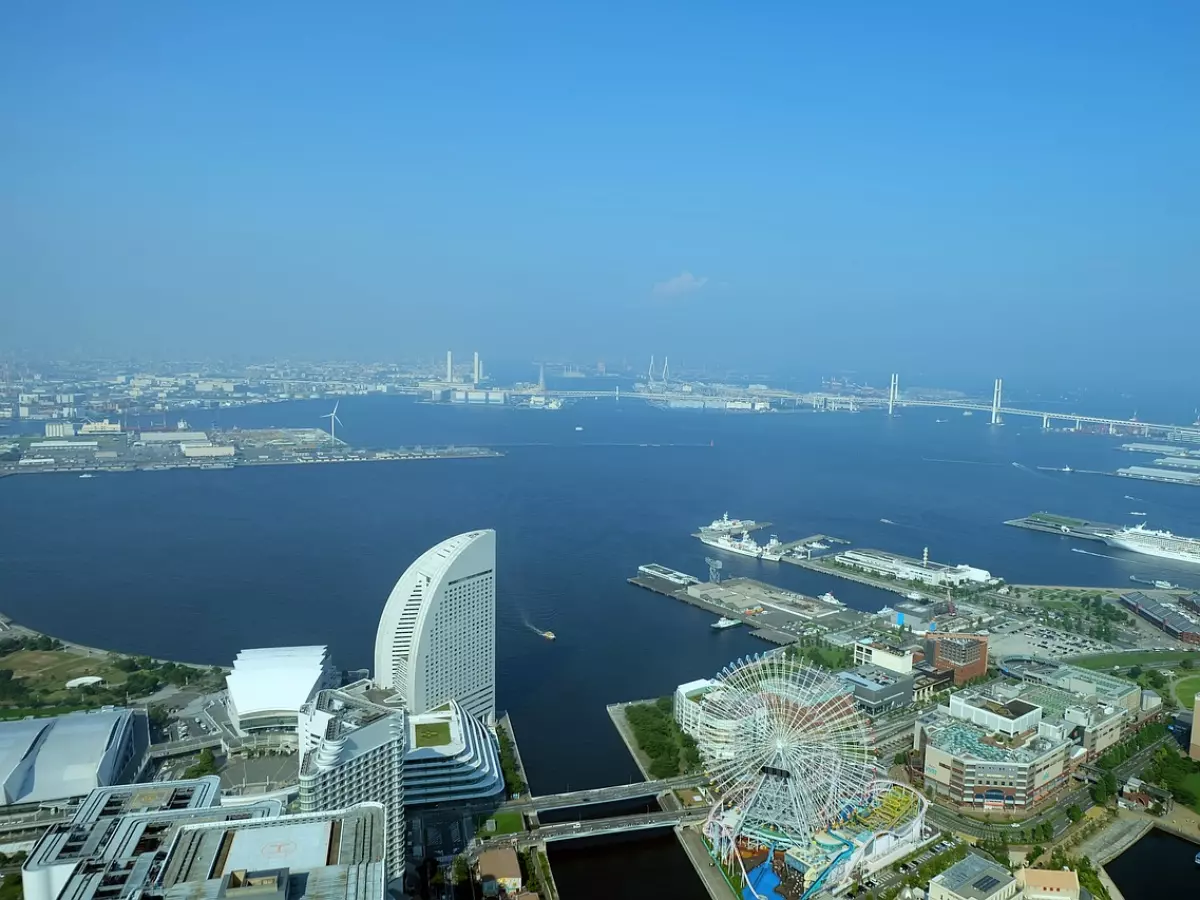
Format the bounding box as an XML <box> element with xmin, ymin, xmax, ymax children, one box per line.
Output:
<box><xmin>1</xmin><ymin>4</ymin><xmax>1196</xmax><ymax>381</ymax></box>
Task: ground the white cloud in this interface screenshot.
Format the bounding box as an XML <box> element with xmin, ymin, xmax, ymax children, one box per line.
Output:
<box><xmin>652</xmin><ymin>271</ymin><xmax>709</xmax><ymax>298</ymax></box>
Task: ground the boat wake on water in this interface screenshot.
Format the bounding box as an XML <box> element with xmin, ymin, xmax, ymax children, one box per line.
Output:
<box><xmin>1071</xmin><ymin>548</ymin><xmax>1124</xmax><ymax>562</ymax></box>
<box><xmin>921</xmin><ymin>458</ymin><xmax>1006</xmax><ymax>466</ymax></box>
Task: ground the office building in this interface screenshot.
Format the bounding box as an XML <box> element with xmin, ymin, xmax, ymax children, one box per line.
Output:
<box><xmin>928</xmin><ymin>853</ymin><xmax>1017</xmax><ymax>900</ymax></box>
<box><xmin>298</xmin><ymin>682</ymin><xmax>503</xmax><ymax>876</ymax></box>
<box><xmin>225</xmin><ymin>646</ymin><xmax>337</xmax><ymax>735</ymax></box>
<box><xmin>1191</xmin><ymin>694</ymin><xmax>1200</xmax><ymax>761</ymax></box>
<box><xmin>374</xmin><ymin>530</ymin><xmax>496</xmax><ymax>721</ymax></box>
<box><xmin>838</xmin><ymin>665</ymin><xmax>914</xmax><ymax>715</ymax></box>
<box><xmin>0</xmin><ymin>708</ymin><xmax>149</xmax><ymax>807</ymax></box>
<box><xmin>926</xmin><ymin>633</ymin><xmax>989</xmax><ymax>684</ymax></box>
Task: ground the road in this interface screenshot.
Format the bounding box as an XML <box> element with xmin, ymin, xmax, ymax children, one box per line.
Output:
<box><xmin>495</xmin><ymin>774</ymin><xmax>706</xmax><ymax>814</ymax></box>
<box><xmin>476</xmin><ymin>808</ymin><xmax>708</xmax><ymax>849</ymax></box>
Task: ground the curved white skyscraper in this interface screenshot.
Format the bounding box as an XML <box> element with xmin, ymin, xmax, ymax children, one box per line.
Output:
<box><xmin>374</xmin><ymin>530</ymin><xmax>496</xmax><ymax>721</ymax></box>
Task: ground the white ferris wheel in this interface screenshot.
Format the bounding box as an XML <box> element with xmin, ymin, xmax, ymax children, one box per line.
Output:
<box><xmin>698</xmin><ymin>653</ymin><xmax>877</xmax><ymax>861</ymax></box>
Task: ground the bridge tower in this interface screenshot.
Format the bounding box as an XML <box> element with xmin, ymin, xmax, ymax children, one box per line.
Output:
<box><xmin>648</xmin><ymin>355</ymin><xmax>655</xmax><ymax>384</ymax></box>
<box><xmin>991</xmin><ymin>378</ymin><xmax>1003</xmax><ymax>425</ymax></box>
<box><xmin>887</xmin><ymin>374</ymin><xmax>899</xmax><ymax>416</ymax></box>
<box><xmin>662</xmin><ymin>356</ymin><xmax>669</xmax><ymax>383</ymax></box>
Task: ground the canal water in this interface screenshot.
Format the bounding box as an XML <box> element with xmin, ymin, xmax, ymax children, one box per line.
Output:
<box><xmin>1104</xmin><ymin>828</ymin><xmax>1199</xmax><ymax>899</ymax></box>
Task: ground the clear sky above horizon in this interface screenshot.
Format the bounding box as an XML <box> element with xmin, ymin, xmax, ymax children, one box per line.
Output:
<box><xmin>2</xmin><ymin>2</ymin><xmax>1197</xmax><ymax>383</ymax></box>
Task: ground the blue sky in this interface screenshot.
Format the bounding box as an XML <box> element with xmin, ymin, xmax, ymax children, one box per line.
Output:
<box><xmin>1</xmin><ymin>2</ymin><xmax>1197</xmax><ymax>382</ymax></box>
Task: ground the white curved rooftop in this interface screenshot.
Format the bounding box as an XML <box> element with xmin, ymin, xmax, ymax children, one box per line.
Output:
<box><xmin>0</xmin><ymin>708</ymin><xmax>140</xmax><ymax>805</ymax></box>
<box><xmin>226</xmin><ymin>646</ymin><xmax>335</xmax><ymax>722</ymax></box>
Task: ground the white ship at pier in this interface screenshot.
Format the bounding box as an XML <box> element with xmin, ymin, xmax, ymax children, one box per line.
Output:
<box><xmin>1101</xmin><ymin>523</ymin><xmax>1200</xmax><ymax>565</ymax></box>
<box><xmin>703</xmin><ymin>512</ymin><xmax>758</xmax><ymax>534</ymax></box>
<box><xmin>700</xmin><ymin>530</ymin><xmax>765</xmax><ymax>559</ymax></box>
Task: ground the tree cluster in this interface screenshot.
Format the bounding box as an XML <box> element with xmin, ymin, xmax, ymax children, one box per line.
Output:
<box><xmin>1144</xmin><ymin>743</ymin><xmax>1200</xmax><ymax>807</ymax></box>
<box><xmin>496</xmin><ymin>726</ymin><xmax>526</xmax><ymax>797</ymax></box>
<box><xmin>183</xmin><ymin>747</ymin><xmax>218</xmax><ymax>779</ymax></box>
<box><xmin>1096</xmin><ymin>723</ymin><xmax>1167</xmax><ymax>770</ymax></box>
<box><xmin>626</xmin><ymin>697</ymin><xmax>695</xmax><ymax>779</ymax></box>
<box><xmin>0</xmin><ymin>635</ymin><xmax>63</xmax><ymax>654</ymax></box>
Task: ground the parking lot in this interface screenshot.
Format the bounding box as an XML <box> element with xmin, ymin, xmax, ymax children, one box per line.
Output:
<box><xmin>220</xmin><ymin>753</ymin><xmax>298</xmax><ymax>793</ymax></box>
<box><xmin>986</xmin><ymin>621</ymin><xmax>1114</xmax><ymax>659</ymax></box>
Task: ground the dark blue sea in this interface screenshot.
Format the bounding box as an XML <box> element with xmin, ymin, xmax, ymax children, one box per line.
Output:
<box><xmin>2</xmin><ymin>395</ymin><xmax>1198</xmax><ymax>898</ymax></box>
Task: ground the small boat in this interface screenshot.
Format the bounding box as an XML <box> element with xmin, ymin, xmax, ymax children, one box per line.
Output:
<box><xmin>538</xmin><ymin>630</ymin><xmax>556</xmax><ymax>641</ymax></box>
<box><xmin>1061</xmin><ymin>465</ymin><xmax>1073</xmax><ymax>473</ymax></box>
<box><xmin>880</xmin><ymin>518</ymin><xmax>895</xmax><ymax>525</ymax></box>
<box><xmin>574</xmin><ymin>426</ymin><xmax>584</xmax><ymax>431</ymax></box>
<box><xmin>79</xmin><ymin>473</ymin><xmax>96</xmax><ymax>479</ymax></box>
<box><xmin>711</xmin><ymin>617</ymin><xmax>741</xmax><ymax>630</ymax></box>
<box><xmin>818</xmin><ymin>592</ymin><xmax>841</xmax><ymax>606</ymax></box>
<box><xmin>1130</xmin><ymin>511</ymin><xmax>1147</xmax><ymax>516</ymax></box>
<box><xmin>1195</xmin><ymin>849</ymin><xmax>1200</xmax><ymax>866</ymax></box>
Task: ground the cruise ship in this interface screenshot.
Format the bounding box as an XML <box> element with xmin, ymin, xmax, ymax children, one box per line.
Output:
<box><xmin>1101</xmin><ymin>523</ymin><xmax>1200</xmax><ymax>565</ymax></box>
<box><xmin>700</xmin><ymin>530</ymin><xmax>763</xmax><ymax>559</ymax></box>
<box><xmin>703</xmin><ymin>512</ymin><xmax>757</xmax><ymax>534</ymax></box>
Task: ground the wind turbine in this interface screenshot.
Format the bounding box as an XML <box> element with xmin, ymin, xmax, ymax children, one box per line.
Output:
<box><xmin>322</xmin><ymin>401</ymin><xmax>343</xmax><ymax>445</ymax></box>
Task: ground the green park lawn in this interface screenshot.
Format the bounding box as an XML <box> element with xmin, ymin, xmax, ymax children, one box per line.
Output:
<box><xmin>1175</xmin><ymin>675</ymin><xmax>1200</xmax><ymax>711</ymax></box>
<box><xmin>413</xmin><ymin>721</ymin><xmax>452</xmax><ymax>748</ymax></box>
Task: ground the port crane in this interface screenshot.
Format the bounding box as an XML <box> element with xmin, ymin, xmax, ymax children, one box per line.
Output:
<box><xmin>706</xmin><ymin>557</ymin><xmax>723</xmax><ymax>584</ymax></box>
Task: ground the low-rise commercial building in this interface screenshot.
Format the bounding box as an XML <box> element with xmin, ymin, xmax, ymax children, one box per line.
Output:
<box><xmin>853</xmin><ymin>640</ymin><xmax>915</xmax><ymax>675</ymax></box>
<box><xmin>1017</xmin><ymin>866</ymin><xmax>1081</xmax><ymax>900</ymax></box>
<box><xmin>476</xmin><ymin>847</ymin><xmax>523</xmax><ymax>895</ymax></box>
<box><xmin>928</xmin><ymin>853</ymin><xmax>1017</xmax><ymax>900</ymax></box>
<box><xmin>838</xmin><ymin>665</ymin><xmax>914</xmax><ymax>715</ymax></box>
<box><xmin>917</xmin><ymin>713</ymin><xmax>1070</xmax><ymax>809</ymax></box>
<box><xmin>1000</xmin><ymin>658</ymin><xmax>1141</xmax><ymax>716</ymax></box>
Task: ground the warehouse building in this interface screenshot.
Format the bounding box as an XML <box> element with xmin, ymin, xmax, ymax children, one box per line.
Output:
<box><xmin>834</xmin><ymin>548</ymin><xmax>995</xmax><ymax>588</ymax></box>
<box><xmin>1119</xmin><ymin>591</ymin><xmax>1200</xmax><ymax>644</ymax></box>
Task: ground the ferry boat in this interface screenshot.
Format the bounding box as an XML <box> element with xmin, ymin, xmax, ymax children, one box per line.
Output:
<box><xmin>1129</xmin><ymin>576</ymin><xmax>1180</xmax><ymax>590</ymax></box>
<box><xmin>1100</xmin><ymin>523</ymin><xmax>1200</xmax><ymax>566</ymax></box>
<box><xmin>817</xmin><ymin>592</ymin><xmax>842</xmax><ymax>606</ymax></box>
<box><xmin>700</xmin><ymin>530</ymin><xmax>763</xmax><ymax>559</ymax></box>
<box><xmin>761</xmin><ymin>535</ymin><xmax>785</xmax><ymax>561</ymax></box>
<box><xmin>703</xmin><ymin>512</ymin><xmax>757</xmax><ymax>534</ymax></box>
<box><xmin>711</xmin><ymin>617</ymin><xmax>741</xmax><ymax>630</ymax></box>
